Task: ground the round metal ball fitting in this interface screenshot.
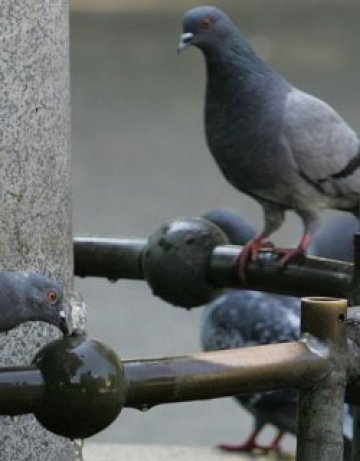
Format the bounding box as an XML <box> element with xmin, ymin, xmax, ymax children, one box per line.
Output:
<box><xmin>142</xmin><ymin>218</ymin><xmax>229</xmax><ymax>307</ymax></box>
<box><xmin>33</xmin><ymin>331</ymin><xmax>126</xmax><ymax>439</ymax></box>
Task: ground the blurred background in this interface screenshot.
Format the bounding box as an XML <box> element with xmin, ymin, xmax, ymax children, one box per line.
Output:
<box><xmin>70</xmin><ymin>0</ymin><xmax>359</xmax><ymax>449</ymax></box>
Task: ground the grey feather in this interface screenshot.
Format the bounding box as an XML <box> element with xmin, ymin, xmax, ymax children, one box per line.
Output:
<box><xmin>203</xmin><ymin>209</ymin><xmax>257</xmax><ymax>245</ymax></box>
<box><xmin>179</xmin><ymin>6</ymin><xmax>360</xmax><ymax>250</ymax></box>
<box><xmin>308</xmin><ymin>213</ymin><xmax>357</xmax><ymax>262</ymax></box>
<box><xmin>201</xmin><ymin>290</ymin><xmax>300</xmax><ymax>435</ymax></box>
<box><xmin>283</xmin><ymin>89</ymin><xmax>360</xmax><ymax>201</ymax></box>
<box><xmin>0</xmin><ymin>271</ymin><xmax>70</xmax><ymax>335</ymax></box>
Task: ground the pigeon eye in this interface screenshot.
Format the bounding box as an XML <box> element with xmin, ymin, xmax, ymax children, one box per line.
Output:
<box><xmin>47</xmin><ymin>290</ymin><xmax>58</xmax><ymax>304</ymax></box>
<box><xmin>200</xmin><ymin>18</ymin><xmax>212</xmax><ymax>29</ymax></box>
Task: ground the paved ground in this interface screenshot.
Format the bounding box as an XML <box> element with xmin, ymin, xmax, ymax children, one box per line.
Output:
<box><xmin>70</xmin><ymin>0</ymin><xmax>359</xmax><ymax>450</ymax></box>
<box><xmin>83</xmin><ymin>444</ymin><xmax>295</xmax><ymax>461</ymax></box>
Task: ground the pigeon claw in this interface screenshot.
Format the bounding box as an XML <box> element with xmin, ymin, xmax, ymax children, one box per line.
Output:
<box><xmin>218</xmin><ymin>442</ymin><xmax>280</xmax><ymax>454</ymax></box>
<box><xmin>237</xmin><ymin>234</ymin><xmax>274</xmax><ymax>282</ymax></box>
<box><xmin>217</xmin><ymin>428</ymin><xmax>261</xmax><ymax>453</ymax></box>
<box><xmin>218</xmin><ymin>442</ymin><xmax>258</xmax><ymax>452</ymax></box>
<box><xmin>276</xmin><ymin>246</ymin><xmax>306</xmax><ymax>267</ymax></box>
<box><xmin>218</xmin><ymin>429</ymin><xmax>284</xmax><ymax>454</ymax></box>
<box><xmin>276</xmin><ymin>232</ymin><xmax>311</xmax><ymax>267</ymax></box>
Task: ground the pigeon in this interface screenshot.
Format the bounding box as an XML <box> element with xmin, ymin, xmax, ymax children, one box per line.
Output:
<box><xmin>201</xmin><ymin>290</ymin><xmax>300</xmax><ymax>452</ymax></box>
<box><xmin>0</xmin><ymin>271</ymin><xmax>70</xmax><ymax>335</ymax></box>
<box><xmin>308</xmin><ymin>213</ymin><xmax>357</xmax><ymax>262</ymax></box>
<box><xmin>178</xmin><ymin>6</ymin><xmax>360</xmax><ymax>278</ymax></box>
<box><xmin>201</xmin><ymin>290</ymin><xmax>353</xmax><ymax>458</ymax></box>
<box><xmin>203</xmin><ymin>208</ymin><xmax>257</xmax><ymax>245</ymax></box>
<box><xmin>201</xmin><ymin>209</ymin><xmax>354</xmax><ymax>455</ymax></box>
<box><xmin>204</xmin><ymin>207</ymin><xmax>356</xmax><ymax>263</ymax></box>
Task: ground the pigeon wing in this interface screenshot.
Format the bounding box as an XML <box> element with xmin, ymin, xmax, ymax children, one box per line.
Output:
<box><xmin>282</xmin><ymin>88</ymin><xmax>360</xmax><ymax>197</ymax></box>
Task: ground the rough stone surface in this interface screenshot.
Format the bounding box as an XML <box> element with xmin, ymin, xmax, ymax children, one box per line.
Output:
<box><xmin>0</xmin><ymin>1</ymin><xmax>77</xmax><ymax>459</ymax></box>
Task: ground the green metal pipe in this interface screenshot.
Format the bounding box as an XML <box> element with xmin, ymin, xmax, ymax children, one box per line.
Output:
<box><xmin>0</xmin><ymin>342</ymin><xmax>330</xmax><ymax>416</ymax></box>
<box><xmin>1</xmin><ymin>333</ymin><xmax>360</xmax><ymax>431</ymax></box>
<box><xmin>352</xmin><ymin>408</ymin><xmax>360</xmax><ymax>461</ymax></box>
<box><xmin>350</xmin><ymin>233</ymin><xmax>360</xmax><ymax>461</ymax></box>
<box><xmin>73</xmin><ymin>237</ymin><xmax>352</xmax><ymax>298</ymax></box>
<box><xmin>124</xmin><ymin>341</ymin><xmax>330</xmax><ymax>410</ymax></box>
<box><xmin>211</xmin><ymin>246</ymin><xmax>352</xmax><ymax>297</ymax></box>
<box><xmin>0</xmin><ymin>367</ymin><xmax>43</xmax><ymax>415</ymax></box>
<box><xmin>74</xmin><ymin>237</ymin><xmax>145</xmax><ymax>280</ymax></box>
<box><xmin>296</xmin><ymin>297</ymin><xmax>348</xmax><ymax>461</ymax></box>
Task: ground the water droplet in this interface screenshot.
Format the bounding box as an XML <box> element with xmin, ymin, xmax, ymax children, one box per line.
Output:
<box><xmin>141</xmin><ymin>403</ymin><xmax>149</xmax><ymax>412</ymax></box>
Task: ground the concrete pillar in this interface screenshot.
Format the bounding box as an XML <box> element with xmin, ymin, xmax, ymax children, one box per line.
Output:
<box><xmin>0</xmin><ymin>1</ymin><xmax>78</xmax><ymax>459</ymax></box>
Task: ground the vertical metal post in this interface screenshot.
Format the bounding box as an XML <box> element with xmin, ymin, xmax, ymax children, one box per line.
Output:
<box><xmin>350</xmin><ymin>233</ymin><xmax>360</xmax><ymax>461</ymax></box>
<box><xmin>352</xmin><ymin>408</ymin><xmax>360</xmax><ymax>461</ymax></box>
<box><xmin>0</xmin><ymin>1</ymin><xmax>78</xmax><ymax>459</ymax></box>
<box><xmin>296</xmin><ymin>297</ymin><xmax>348</xmax><ymax>461</ymax></box>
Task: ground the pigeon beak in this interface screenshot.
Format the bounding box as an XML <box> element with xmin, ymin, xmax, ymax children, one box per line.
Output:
<box><xmin>59</xmin><ymin>308</ymin><xmax>71</xmax><ymax>336</ymax></box>
<box><xmin>177</xmin><ymin>32</ymin><xmax>194</xmax><ymax>54</ymax></box>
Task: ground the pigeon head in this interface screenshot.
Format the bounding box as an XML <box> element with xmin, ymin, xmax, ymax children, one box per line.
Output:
<box><xmin>177</xmin><ymin>6</ymin><xmax>249</xmax><ymax>54</ymax></box>
<box><xmin>20</xmin><ymin>273</ymin><xmax>71</xmax><ymax>335</ymax></box>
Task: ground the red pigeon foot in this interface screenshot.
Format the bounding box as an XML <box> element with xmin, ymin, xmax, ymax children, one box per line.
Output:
<box><xmin>218</xmin><ymin>429</ymin><xmax>285</xmax><ymax>453</ymax></box>
<box><xmin>236</xmin><ymin>233</ymin><xmax>274</xmax><ymax>281</ymax></box>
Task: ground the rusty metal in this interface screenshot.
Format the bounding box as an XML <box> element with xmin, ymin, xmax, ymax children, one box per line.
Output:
<box><xmin>73</xmin><ymin>236</ymin><xmax>352</xmax><ymax>300</ymax></box>
<box><xmin>296</xmin><ymin>297</ymin><xmax>348</xmax><ymax>461</ymax></box>
<box><xmin>124</xmin><ymin>341</ymin><xmax>329</xmax><ymax>410</ymax></box>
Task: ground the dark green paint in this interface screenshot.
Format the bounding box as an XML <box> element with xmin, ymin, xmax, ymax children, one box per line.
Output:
<box><xmin>33</xmin><ymin>332</ymin><xmax>126</xmax><ymax>439</ymax></box>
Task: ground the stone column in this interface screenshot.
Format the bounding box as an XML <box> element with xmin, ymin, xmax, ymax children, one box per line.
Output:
<box><xmin>0</xmin><ymin>1</ymin><xmax>77</xmax><ymax>459</ymax></box>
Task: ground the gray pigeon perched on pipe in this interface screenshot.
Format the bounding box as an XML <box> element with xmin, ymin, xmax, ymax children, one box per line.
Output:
<box><xmin>0</xmin><ymin>272</ymin><xmax>70</xmax><ymax>335</ymax></box>
<box><xmin>205</xmin><ymin>208</ymin><xmax>357</xmax><ymax>262</ymax></box>
<box><xmin>178</xmin><ymin>6</ymin><xmax>360</xmax><ymax>278</ymax></box>
<box><xmin>202</xmin><ymin>208</ymin><xmax>353</xmax><ymax>456</ymax></box>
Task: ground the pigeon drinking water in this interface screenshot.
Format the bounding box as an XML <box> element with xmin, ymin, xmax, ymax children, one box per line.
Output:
<box><xmin>0</xmin><ymin>272</ymin><xmax>70</xmax><ymax>335</ymax></box>
<box><xmin>178</xmin><ymin>6</ymin><xmax>360</xmax><ymax>279</ymax></box>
